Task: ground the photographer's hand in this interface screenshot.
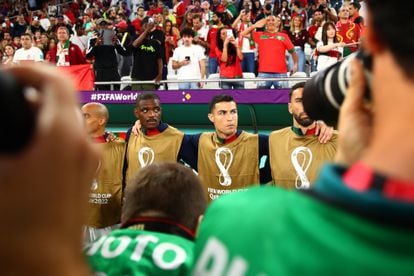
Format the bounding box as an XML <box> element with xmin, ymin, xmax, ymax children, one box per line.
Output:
<box><xmin>335</xmin><ymin>60</ymin><xmax>373</xmax><ymax>165</ymax></box>
<box><xmin>0</xmin><ymin>65</ymin><xmax>99</xmax><ymax>275</ymax></box>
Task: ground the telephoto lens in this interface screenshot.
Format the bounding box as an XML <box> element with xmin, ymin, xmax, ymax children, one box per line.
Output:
<box><xmin>302</xmin><ymin>51</ymin><xmax>372</xmax><ymax>124</ymax></box>
<box><xmin>0</xmin><ymin>71</ymin><xmax>35</xmax><ymax>153</ymax></box>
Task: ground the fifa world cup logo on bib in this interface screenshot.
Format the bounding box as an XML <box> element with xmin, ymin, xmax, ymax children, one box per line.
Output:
<box><xmin>291</xmin><ymin>146</ymin><xmax>313</xmax><ymax>189</ymax></box>
<box><xmin>91</xmin><ymin>160</ymin><xmax>102</xmax><ymax>191</ymax></box>
<box><xmin>138</xmin><ymin>147</ymin><xmax>155</xmax><ymax>168</ymax></box>
<box><xmin>215</xmin><ymin>147</ymin><xmax>234</xmax><ymax>186</ymax></box>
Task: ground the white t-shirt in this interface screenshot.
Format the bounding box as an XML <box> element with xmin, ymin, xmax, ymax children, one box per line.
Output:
<box><xmin>172</xmin><ymin>44</ymin><xmax>205</xmax><ymax>79</ymax></box>
<box><xmin>13</xmin><ymin>46</ymin><xmax>44</xmax><ymax>64</ymax></box>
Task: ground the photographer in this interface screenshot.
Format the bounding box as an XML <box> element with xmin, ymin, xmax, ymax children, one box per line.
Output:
<box><xmin>192</xmin><ymin>0</ymin><xmax>414</xmax><ymax>274</ymax></box>
<box><xmin>0</xmin><ymin>65</ymin><xmax>99</xmax><ymax>275</ymax></box>
<box><xmin>86</xmin><ymin>18</ymin><xmax>129</xmax><ymax>91</ymax></box>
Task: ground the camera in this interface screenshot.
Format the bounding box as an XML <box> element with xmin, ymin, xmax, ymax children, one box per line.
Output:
<box><xmin>0</xmin><ymin>71</ymin><xmax>35</xmax><ymax>153</ymax></box>
<box><xmin>302</xmin><ymin>51</ymin><xmax>372</xmax><ymax>124</ymax></box>
<box><xmin>185</xmin><ymin>56</ymin><xmax>191</xmax><ymax>61</ymax></box>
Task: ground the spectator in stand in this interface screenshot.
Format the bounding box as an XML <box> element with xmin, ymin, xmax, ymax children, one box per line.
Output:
<box><xmin>30</xmin><ymin>16</ymin><xmax>46</xmax><ymax>34</ymax></box>
<box><xmin>114</xmin><ymin>20</ymin><xmax>134</xmax><ymax>78</ymax></box>
<box><xmin>222</xmin><ymin>0</ymin><xmax>237</xmax><ymax>20</ymax></box>
<box><xmin>39</xmin><ymin>33</ymin><xmax>51</xmax><ymax>56</ymax></box>
<box><xmin>192</xmin><ymin>13</ymin><xmax>209</xmax><ymax>55</ymax></box>
<box><xmin>163</xmin><ymin>7</ymin><xmax>177</xmax><ymax>26</ymax></box>
<box><xmin>83</xmin><ymin>14</ymin><xmax>94</xmax><ymax>37</ymax></box>
<box><xmin>349</xmin><ymin>2</ymin><xmax>364</xmax><ymax>28</ymax></box>
<box><xmin>164</xmin><ymin>19</ymin><xmax>179</xmax><ymax>63</ymax></box>
<box><xmin>254</xmin><ymin>3</ymin><xmax>273</xmax><ymax>31</ymax></box>
<box><xmin>277</xmin><ymin>0</ymin><xmax>291</xmax><ymax>32</ymax></box>
<box><xmin>55</xmin><ymin>15</ymin><xmax>74</xmax><ymax>35</ymax></box>
<box><xmin>12</xmin><ymin>36</ymin><xmax>21</xmax><ymax>49</ymax></box>
<box><xmin>12</xmin><ymin>15</ymin><xmax>28</xmax><ymax>38</ymax></box>
<box><xmin>46</xmin><ymin>26</ymin><xmax>86</xmax><ymax>66</ymax></box>
<box><xmin>131</xmin><ymin>6</ymin><xmax>145</xmax><ymax>33</ymax></box>
<box><xmin>206</xmin><ymin>11</ymin><xmax>225</xmax><ymax>74</ymax></box>
<box><xmin>215</xmin><ymin>27</ymin><xmax>243</xmax><ymax>89</ymax></box>
<box><xmin>2</xmin><ymin>44</ymin><xmax>15</xmax><ymax>66</ymax></box>
<box><xmin>287</xmin><ymin>15</ymin><xmax>309</xmax><ymax>73</ymax></box>
<box><xmin>231</xmin><ymin>9</ymin><xmax>256</xmax><ymax>74</ymax></box>
<box><xmin>336</xmin><ymin>5</ymin><xmax>361</xmax><ymax>57</ymax></box>
<box><xmin>251</xmin><ymin>0</ymin><xmax>263</xmax><ymax>22</ymax></box>
<box><xmin>316</xmin><ymin>21</ymin><xmax>344</xmax><ymax>71</ymax></box>
<box><xmin>190</xmin><ymin>0</ymin><xmax>203</xmax><ymax>14</ymax></box>
<box><xmin>172</xmin><ymin>27</ymin><xmax>206</xmax><ymax>89</ymax></box>
<box><xmin>211</xmin><ymin>0</ymin><xmax>225</xmax><ymax>13</ymax></box>
<box><xmin>86</xmin><ymin>18</ymin><xmax>129</xmax><ymax>91</ymax></box>
<box><xmin>201</xmin><ymin>1</ymin><xmax>213</xmax><ymax>26</ymax></box>
<box><xmin>316</xmin><ymin>0</ymin><xmax>337</xmax><ymax>22</ymax></box>
<box><xmin>308</xmin><ymin>8</ymin><xmax>324</xmax><ymax>48</ymax></box>
<box><xmin>291</xmin><ymin>0</ymin><xmax>308</xmax><ymax>28</ymax></box>
<box><xmin>173</xmin><ymin>0</ymin><xmax>186</xmax><ymax>28</ymax></box>
<box><xmin>241</xmin><ymin>15</ymin><xmax>298</xmax><ymax>89</ymax></box>
<box><xmin>180</xmin><ymin>10</ymin><xmax>194</xmax><ymax>31</ymax></box>
<box><xmin>147</xmin><ymin>1</ymin><xmax>162</xmax><ymax>17</ymax></box>
<box><xmin>13</xmin><ymin>33</ymin><xmax>44</xmax><ymax>64</ymax></box>
<box><xmin>130</xmin><ymin>16</ymin><xmax>163</xmax><ymax>91</ymax></box>
<box><xmin>71</xmin><ymin>23</ymin><xmax>89</xmax><ymax>54</ymax></box>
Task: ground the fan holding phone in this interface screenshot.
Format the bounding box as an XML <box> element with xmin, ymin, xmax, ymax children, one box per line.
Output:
<box><xmin>215</xmin><ymin>27</ymin><xmax>244</xmax><ymax>89</ymax></box>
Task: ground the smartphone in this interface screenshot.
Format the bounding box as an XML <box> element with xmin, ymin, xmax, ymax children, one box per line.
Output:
<box><xmin>101</xmin><ymin>29</ymin><xmax>115</xmax><ymax>45</ymax></box>
<box><xmin>244</xmin><ymin>5</ymin><xmax>250</xmax><ymax>13</ymax></box>
<box><xmin>185</xmin><ymin>56</ymin><xmax>190</xmax><ymax>61</ymax></box>
<box><xmin>226</xmin><ymin>29</ymin><xmax>233</xmax><ymax>38</ymax></box>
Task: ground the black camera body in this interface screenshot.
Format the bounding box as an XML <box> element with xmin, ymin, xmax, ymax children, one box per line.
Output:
<box><xmin>302</xmin><ymin>51</ymin><xmax>372</xmax><ymax>124</ymax></box>
<box><xmin>0</xmin><ymin>71</ymin><xmax>35</xmax><ymax>153</ymax></box>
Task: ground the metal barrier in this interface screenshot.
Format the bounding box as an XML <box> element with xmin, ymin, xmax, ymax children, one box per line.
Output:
<box><xmin>94</xmin><ymin>77</ymin><xmax>312</xmax><ymax>91</ymax></box>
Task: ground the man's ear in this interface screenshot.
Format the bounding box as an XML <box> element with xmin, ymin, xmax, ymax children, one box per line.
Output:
<box><xmin>288</xmin><ymin>102</ymin><xmax>293</xmax><ymax>114</ymax></box>
<box><xmin>134</xmin><ymin>107</ymin><xmax>140</xmax><ymax>119</ymax></box>
<box><xmin>208</xmin><ymin>113</ymin><xmax>214</xmax><ymax>123</ymax></box>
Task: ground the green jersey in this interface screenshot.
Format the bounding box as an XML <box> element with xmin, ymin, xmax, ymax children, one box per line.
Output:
<box><xmin>192</xmin><ymin>164</ymin><xmax>414</xmax><ymax>275</ymax></box>
<box><xmin>86</xmin><ymin>228</ymin><xmax>194</xmax><ymax>275</ymax></box>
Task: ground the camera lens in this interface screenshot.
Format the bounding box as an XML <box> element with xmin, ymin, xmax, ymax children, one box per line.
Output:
<box><xmin>0</xmin><ymin>71</ymin><xmax>35</xmax><ymax>153</ymax></box>
<box><xmin>302</xmin><ymin>51</ymin><xmax>371</xmax><ymax>124</ymax></box>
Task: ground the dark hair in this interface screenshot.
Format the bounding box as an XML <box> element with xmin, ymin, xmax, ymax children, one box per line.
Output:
<box><xmin>192</xmin><ymin>13</ymin><xmax>202</xmax><ymax>22</ymax></box>
<box><xmin>289</xmin><ymin>81</ymin><xmax>306</xmax><ymax>100</ymax></box>
<box><xmin>321</xmin><ymin>21</ymin><xmax>338</xmax><ymax>45</ymax></box>
<box><xmin>209</xmin><ymin>94</ymin><xmax>235</xmax><ymax>113</ymax></box>
<box><xmin>122</xmin><ymin>163</ymin><xmax>207</xmax><ymax>231</ymax></box>
<box><xmin>350</xmin><ymin>2</ymin><xmax>361</xmax><ymax>10</ymax></box>
<box><xmin>135</xmin><ymin>92</ymin><xmax>160</xmax><ymax>107</ymax></box>
<box><xmin>367</xmin><ymin>0</ymin><xmax>414</xmax><ymax>78</ymax></box>
<box><xmin>164</xmin><ymin>19</ymin><xmax>174</xmax><ymax>35</ymax></box>
<box><xmin>180</xmin><ymin>27</ymin><xmax>195</xmax><ymax>38</ymax></box>
<box><xmin>216</xmin><ymin>27</ymin><xmax>237</xmax><ymax>66</ymax></box>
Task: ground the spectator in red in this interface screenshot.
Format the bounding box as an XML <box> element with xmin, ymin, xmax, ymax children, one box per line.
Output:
<box><xmin>164</xmin><ymin>19</ymin><xmax>179</xmax><ymax>62</ymax></box>
<box><xmin>291</xmin><ymin>0</ymin><xmax>307</xmax><ymax>28</ymax></box>
<box><xmin>215</xmin><ymin>27</ymin><xmax>244</xmax><ymax>89</ymax></box>
<box><xmin>241</xmin><ymin>15</ymin><xmax>298</xmax><ymax>89</ymax></box>
<box><xmin>336</xmin><ymin>5</ymin><xmax>361</xmax><ymax>57</ymax></box>
<box><xmin>147</xmin><ymin>2</ymin><xmax>162</xmax><ymax>17</ymax></box>
<box><xmin>349</xmin><ymin>2</ymin><xmax>364</xmax><ymax>28</ymax></box>
<box><xmin>277</xmin><ymin>0</ymin><xmax>291</xmax><ymax>31</ymax></box>
<box><xmin>207</xmin><ymin>11</ymin><xmax>225</xmax><ymax>74</ymax></box>
<box><xmin>62</xmin><ymin>5</ymin><xmax>77</xmax><ymax>25</ymax></box>
<box><xmin>132</xmin><ymin>6</ymin><xmax>145</xmax><ymax>33</ymax></box>
<box><xmin>46</xmin><ymin>26</ymin><xmax>86</xmax><ymax>66</ymax></box>
<box><xmin>212</xmin><ymin>0</ymin><xmax>225</xmax><ymax>13</ymax></box>
<box><xmin>173</xmin><ymin>0</ymin><xmax>186</xmax><ymax>27</ymax></box>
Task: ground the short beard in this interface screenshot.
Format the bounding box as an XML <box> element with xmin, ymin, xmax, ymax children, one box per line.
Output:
<box><xmin>293</xmin><ymin>113</ymin><xmax>314</xmax><ymax>127</ymax></box>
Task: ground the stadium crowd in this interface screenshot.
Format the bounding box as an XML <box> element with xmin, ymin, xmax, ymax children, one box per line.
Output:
<box><xmin>0</xmin><ymin>0</ymin><xmax>364</xmax><ymax>90</ymax></box>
